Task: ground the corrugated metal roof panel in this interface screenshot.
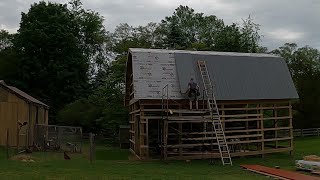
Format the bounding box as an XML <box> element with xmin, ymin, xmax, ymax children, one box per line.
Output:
<box><xmin>175</xmin><ymin>54</ymin><xmax>299</xmax><ymax>100</ymax></box>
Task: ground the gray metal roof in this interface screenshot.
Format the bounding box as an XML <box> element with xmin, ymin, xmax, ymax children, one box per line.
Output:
<box><xmin>128</xmin><ymin>48</ymin><xmax>299</xmax><ymax>101</ymax></box>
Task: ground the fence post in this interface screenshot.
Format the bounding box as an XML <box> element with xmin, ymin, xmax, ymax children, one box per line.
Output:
<box><xmin>6</xmin><ymin>128</ymin><xmax>9</xmax><ymax>159</ymax></box>
<box><xmin>318</xmin><ymin>128</ymin><xmax>320</xmax><ymax>136</ymax></box>
<box><xmin>89</xmin><ymin>133</ymin><xmax>95</xmax><ymax>164</ymax></box>
<box><xmin>301</xmin><ymin>129</ymin><xmax>303</xmax><ymax>137</ymax></box>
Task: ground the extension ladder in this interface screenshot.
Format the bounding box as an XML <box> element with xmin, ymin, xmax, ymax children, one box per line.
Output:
<box><xmin>197</xmin><ymin>60</ymin><xmax>233</xmax><ymax>166</ymax></box>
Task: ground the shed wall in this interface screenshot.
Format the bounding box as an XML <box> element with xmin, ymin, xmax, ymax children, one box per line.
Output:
<box><xmin>0</xmin><ymin>86</ymin><xmax>48</xmax><ymax>147</ymax></box>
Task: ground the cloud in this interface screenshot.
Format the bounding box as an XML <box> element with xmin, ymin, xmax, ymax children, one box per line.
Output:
<box><xmin>0</xmin><ymin>0</ymin><xmax>319</xmax><ymax>50</ymax></box>
<box><xmin>268</xmin><ymin>29</ymin><xmax>304</xmax><ymax>41</ymax></box>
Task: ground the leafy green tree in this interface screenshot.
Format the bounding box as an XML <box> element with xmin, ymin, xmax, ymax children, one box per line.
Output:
<box><xmin>239</xmin><ymin>16</ymin><xmax>262</xmax><ymax>53</ymax></box>
<box><xmin>69</xmin><ymin>0</ymin><xmax>108</xmax><ymax>74</ymax></box>
<box><xmin>214</xmin><ymin>24</ymin><xmax>242</xmax><ymax>52</ymax></box>
<box><xmin>0</xmin><ymin>30</ymin><xmax>14</xmax><ymax>51</ymax></box>
<box><xmin>272</xmin><ymin>43</ymin><xmax>320</xmax><ymax>128</ymax></box>
<box><xmin>58</xmin><ymin>69</ymin><xmax>128</xmax><ymax>134</ymax></box>
<box><xmin>13</xmin><ymin>1</ymin><xmax>106</xmax><ymax>123</ymax></box>
<box><xmin>0</xmin><ymin>30</ymin><xmax>21</xmax><ymax>86</ymax></box>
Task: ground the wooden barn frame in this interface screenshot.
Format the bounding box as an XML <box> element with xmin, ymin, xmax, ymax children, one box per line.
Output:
<box><xmin>125</xmin><ymin>49</ymin><xmax>298</xmax><ymax>161</ymax></box>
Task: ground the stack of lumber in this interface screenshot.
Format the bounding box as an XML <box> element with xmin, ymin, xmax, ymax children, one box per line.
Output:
<box><xmin>296</xmin><ymin>155</ymin><xmax>320</xmax><ymax>172</ymax></box>
<box><xmin>304</xmin><ymin>155</ymin><xmax>320</xmax><ymax>162</ymax></box>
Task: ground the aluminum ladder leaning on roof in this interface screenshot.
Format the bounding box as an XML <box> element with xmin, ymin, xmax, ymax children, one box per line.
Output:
<box><xmin>197</xmin><ymin>60</ymin><xmax>232</xmax><ymax>166</ymax></box>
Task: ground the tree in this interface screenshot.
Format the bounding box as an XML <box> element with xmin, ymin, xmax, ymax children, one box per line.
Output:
<box><xmin>239</xmin><ymin>16</ymin><xmax>262</xmax><ymax>53</ymax></box>
<box><xmin>272</xmin><ymin>43</ymin><xmax>320</xmax><ymax>128</ymax></box>
<box><xmin>0</xmin><ymin>30</ymin><xmax>14</xmax><ymax>51</ymax></box>
<box><xmin>13</xmin><ymin>1</ymin><xmax>107</xmax><ymax>123</ymax></box>
<box><xmin>58</xmin><ymin>64</ymin><xmax>128</xmax><ymax>134</ymax></box>
<box><xmin>214</xmin><ymin>24</ymin><xmax>242</xmax><ymax>52</ymax></box>
<box><xmin>69</xmin><ymin>0</ymin><xmax>109</xmax><ymax>75</ymax></box>
<box><xmin>0</xmin><ymin>30</ymin><xmax>20</xmax><ymax>85</ymax></box>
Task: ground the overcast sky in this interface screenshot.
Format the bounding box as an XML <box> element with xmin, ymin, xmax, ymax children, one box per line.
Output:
<box><xmin>0</xmin><ymin>0</ymin><xmax>319</xmax><ymax>50</ymax></box>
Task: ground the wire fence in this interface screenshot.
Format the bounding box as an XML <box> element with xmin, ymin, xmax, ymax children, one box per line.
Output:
<box><xmin>35</xmin><ymin>124</ymin><xmax>82</xmax><ymax>153</ymax></box>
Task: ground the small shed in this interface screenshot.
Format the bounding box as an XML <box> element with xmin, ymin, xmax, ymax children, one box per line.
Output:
<box><xmin>0</xmin><ymin>80</ymin><xmax>49</xmax><ymax>147</ymax></box>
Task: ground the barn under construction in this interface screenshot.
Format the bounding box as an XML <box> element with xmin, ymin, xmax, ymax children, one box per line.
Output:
<box><xmin>125</xmin><ymin>48</ymin><xmax>299</xmax><ymax>165</ymax></box>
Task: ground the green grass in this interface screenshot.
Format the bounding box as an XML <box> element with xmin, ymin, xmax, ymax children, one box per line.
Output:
<box><xmin>0</xmin><ymin>137</ymin><xmax>319</xmax><ymax>179</ymax></box>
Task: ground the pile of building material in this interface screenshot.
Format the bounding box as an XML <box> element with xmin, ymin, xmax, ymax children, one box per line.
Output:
<box><xmin>241</xmin><ymin>164</ymin><xmax>320</xmax><ymax>180</ymax></box>
<box><xmin>296</xmin><ymin>155</ymin><xmax>320</xmax><ymax>172</ymax></box>
<box><xmin>305</xmin><ymin>155</ymin><xmax>320</xmax><ymax>162</ymax></box>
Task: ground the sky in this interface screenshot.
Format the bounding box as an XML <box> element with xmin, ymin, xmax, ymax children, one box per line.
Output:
<box><xmin>0</xmin><ymin>0</ymin><xmax>319</xmax><ymax>50</ymax></box>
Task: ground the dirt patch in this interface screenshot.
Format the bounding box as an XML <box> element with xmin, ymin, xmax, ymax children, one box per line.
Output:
<box><xmin>128</xmin><ymin>154</ymin><xmax>140</xmax><ymax>161</ymax></box>
<box><xmin>10</xmin><ymin>154</ymin><xmax>37</xmax><ymax>162</ymax></box>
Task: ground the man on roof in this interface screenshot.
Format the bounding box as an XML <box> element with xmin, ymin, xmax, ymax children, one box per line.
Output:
<box><xmin>188</xmin><ymin>78</ymin><xmax>199</xmax><ymax>110</ymax></box>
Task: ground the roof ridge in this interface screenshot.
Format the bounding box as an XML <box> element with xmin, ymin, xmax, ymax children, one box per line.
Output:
<box><xmin>0</xmin><ymin>81</ymin><xmax>48</xmax><ymax>108</ymax></box>
<box><xmin>129</xmin><ymin>48</ymin><xmax>279</xmax><ymax>58</ymax></box>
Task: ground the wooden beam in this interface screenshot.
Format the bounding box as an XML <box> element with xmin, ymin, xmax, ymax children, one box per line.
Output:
<box><xmin>263</xmin><ymin>116</ymin><xmax>292</xmax><ymax>120</ymax></box>
<box><xmin>220</xmin><ymin>106</ymin><xmax>291</xmax><ymax>111</ymax></box>
<box><xmin>264</xmin><ymin>127</ymin><xmax>292</xmax><ymax>131</ymax></box>
<box><xmin>129</xmin><ymin>98</ymin><xmax>139</xmax><ymax>106</ymax></box>
<box><xmin>218</xmin><ymin>99</ymin><xmax>291</xmax><ymax>105</ymax></box>
<box><xmin>220</xmin><ymin>114</ymin><xmax>263</xmax><ymax>118</ymax></box>
<box><xmin>181</xmin><ymin>134</ymin><xmax>263</xmax><ymax>141</ymax></box>
<box><xmin>129</xmin><ymin>109</ymin><xmax>140</xmax><ymax>114</ymax></box>
<box><xmin>167</xmin><ymin>138</ymin><xmax>291</xmax><ymax>148</ymax></box>
<box><xmin>166</xmin><ymin>147</ymin><xmax>292</xmax><ymax>160</ymax></box>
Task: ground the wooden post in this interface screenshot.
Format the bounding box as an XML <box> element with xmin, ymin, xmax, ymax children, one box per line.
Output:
<box><xmin>6</xmin><ymin>128</ymin><xmax>9</xmax><ymax>159</ymax></box>
<box><xmin>260</xmin><ymin>104</ymin><xmax>265</xmax><ymax>157</ymax></box>
<box><xmin>146</xmin><ymin>119</ymin><xmax>149</xmax><ymax>158</ymax></box>
<box><xmin>25</xmin><ymin>129</ymin><xmax>29</xmax><ymax>149</ymax></box>
<box><xmin>274</xmin><ymin>104</ymin><xmax>278</xmax><ymax>148</ymax></box>
<box><xmin>80</xmin><ymin>128</ymin><xmax>83</xmax><ymax>153</ymax></box>
<box><xmin>16</xmin><ymin>125</ymin><xmax>19</xmax><ymax>152</ymax></box>
<box><xmin>163</xmin><ymin>120</ymin><xmax>168</xmax><ymax>161</ymax></box>
<box><xmin>221</xmin><ymin>104</ymin><xmax>225</xmax><ymax>129</ymax></box>
<box><xmin>256</xmin><ymin>104</ymin><xmax>260</xmax><ymax>151</ymax></box>
<box><xmin>245</xmin><ymin>104</ymin><xmax>249</xmax><ymax>151</ymax></box>
<box><xmin>140</xmin><ymin>105</ymin><xmax>144</xmax><ymax>158</ymax></box>
<box><xmin>289</xmin><ymin>101</ymin><xmax>293</xmax><ymax>155</ymax></box>
<box><xmin>179</xmin><ymin>123</ymin><xmax>182</xmax><ymax>157</ymax></box>
<box><xmin>136</xmin><ymin>102</ymin><xmax>140</xmax><ymax>155</ymax></box>
<box><xmin>89</xmin><ymin>133</ymin><xmax>95</xmax><ymax>164</ymax></box>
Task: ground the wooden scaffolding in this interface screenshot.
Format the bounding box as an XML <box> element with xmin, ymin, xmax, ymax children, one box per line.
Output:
<box><xmin>128</xmin><ymin>97</ymin><xmax>293</xmax><ymax>160</ymax></box>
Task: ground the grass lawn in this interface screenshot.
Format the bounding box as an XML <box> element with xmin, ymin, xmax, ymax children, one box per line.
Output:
<box><xmin>0</xmin><ymin>137</ymin><xmax>319</xmax><ymax>179</ymax></box>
